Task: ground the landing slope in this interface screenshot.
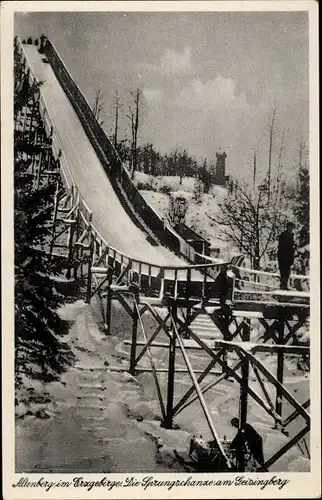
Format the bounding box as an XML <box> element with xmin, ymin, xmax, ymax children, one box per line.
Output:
<box><xmin>23</xmin><ymin>45</ymin><xmax>185</xmax><ymax>267</ymax></box>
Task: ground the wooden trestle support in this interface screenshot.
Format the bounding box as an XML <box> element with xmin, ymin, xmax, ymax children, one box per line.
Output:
<box><xmin>15</xmin><ymin>37</ymin><xmax>310</xmax><ymax>473</ymax></box>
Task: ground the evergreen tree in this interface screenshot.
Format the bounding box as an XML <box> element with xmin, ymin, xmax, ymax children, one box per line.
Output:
<box><xmin>200</xmin><ymin>159</ymin><xmax>212</xmax><ymax>194</ymax></box>
<box><xmin>295</xmin><ymin>165</ymin><xmax>309</xmax><ymax>247</ymax></box>
<box><xmin>14</xmin><ymin>54</ymin><xmax>74</xmax><ymax>393</ymax></box>
<box><xmin>293</xmin><ymin>163</ymin><xmax>310</xmax><ymax>275</ymax></box>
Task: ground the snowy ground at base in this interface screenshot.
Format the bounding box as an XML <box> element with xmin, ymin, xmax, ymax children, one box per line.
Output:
<box><xmin>15</xmin><ymin>299</ymin><xmax>310</xmax><ymax>473</ymax></box>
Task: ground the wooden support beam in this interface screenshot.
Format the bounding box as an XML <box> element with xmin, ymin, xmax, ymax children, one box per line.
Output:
<box><xmin>107</xmin><ymin>366</ymin><xmax>223</xmax><ymax>374</ymax></box>
<box><xmin>276</xmin><ymin>311</ymin><xmax>285</xmax><ymax>424</ymax></box>
<box><xmin>283</xmin><ymin>399</ymin><xmax>310</xmax><ymax>428</ymax></box>
<box><xmin>143</xmin><ymin>302</ymin><xmax>171</xmax><ymax>339</ymax></box>
<box><xmin>164</xmin><ymin>307</ymin><xmax>177</xmax><ymax>429</ymax></box>
<box><xmin>113</xmin><ymin>290</ymin><xmax>134</xmax><ymax>319</ymax></box>
<box><xmin>208</xmin><ymin>313</ymin><xmax>234</xmax><ymax>341</ymax></box>
<box><xmin>130</xmin><ymin>291</ymin><xmax>139</xmax><ymax>374</ymax></box>
<box><xmin>243</xmin><ymin>351</ymin><xmax>310</xmax><ymax>424</ymax></box>
<box><xmin>124</xmin><ymin>339</ymin><xmax>215</xmax><ymax>350</ymax></box>
<box><xmin>252</xmin><ymin>364</ymin><xmax>275</xmax><ymax>414</ymax></box>
<box><xmin>133</xmin><ymin>299</ymin><xmax>166</xmax><ymax>421</ymax></box>
<box><xmin>51</xmin><ymin>223</ymin><xmax>71</xmax><ymax>245</ymax></box>
<box><xmin>137</xmin><ymin>303</ymin><xmax>149</xmax><ymax>317</ymax></box>
<box><xmin>92</xmin><ymin>247</ymin><xmax>109</xmax><ymax>269</ymax></box>
<box><xmin>105</xmin><ymin>270</ymin><xmax>113</xmax><ymax>335</ymax></box>
<box><xmin>90</xmin><ymin>273</ymin><xmax>111</xmax><ymax>299</ymax></box>
<box><xmin>96</xmin><ymin>288</ymin><xmax>106</xmax><ymax>328</ymax></box>
<box><xmin>214</xmin><ymin>340</ymin><xmax>310</xmax><ymax>356</ymax></box>
<box><xmin>49</xmin><ymin>180</ymin><xmax>60</xmax><ymax>256</ymax></box>
<box><xmin>134</xmin><ymin>313</ymin><xmax>170</xmax><ymax>365</ymax></box>
<box><xmin>66</xmin><ymin>219</ymin><xmax>75</xmax><ymax>280</ymax></box>
<box><xmin>237</xmin><ymin>318</ymin><xmax>250</xmax><ymax>472</ymax></box>
<box><xmin>116</xmin><ymin>263</ymin><xmax>132</xmax><ymax>285</ymax></box>
<box><xmin>91</xmin><ymin>266</ymin><xmax>109</xmax><ymax>275</ymax></box>
<box><xmin>179</xmin><ymin>322</ymin><xmax>284</xmax><ymax>424</ymax></box>
<box><xmin>258</xmin><ymin>318</ymin><xmax>279</xmax><ymax>343</ymax></box>
<box><xmin>173</xmin><ymin>353</ymin><xmax>225</xmax><ymax>416</ymax></box>
<box><xmin>73</xmin><ymin>205</ymin><xmax>81</xmax><ymax>279</ymax></box>
<box><xmin>85</xmin><ymin>235</ymin><xmax>94</xmax><ymax>304</ymax></box>
<box><xmin>175</xmin><ymin>359</ymin><xmax>244</xmax><ymax>417</ymax></box>
<box><xmin>258</xmin><ymin>425</ymin><xmax>310</xmax><ymax>471</ymax></box>
<box><xmin>171</xmin><ymin>313</ymin><xmax>233</xmax><ymax>469</ymax></box>
<box><xmin>234</xmin><ymin>301</ymin><xmax>310</xmax><ymax>318</ymax></box>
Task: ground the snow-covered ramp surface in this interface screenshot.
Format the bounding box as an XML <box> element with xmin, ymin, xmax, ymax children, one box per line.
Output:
<box><xmin>23</xmin><ymin>44</ymin><xmax>185</xmax><ymax>267</ymax></box>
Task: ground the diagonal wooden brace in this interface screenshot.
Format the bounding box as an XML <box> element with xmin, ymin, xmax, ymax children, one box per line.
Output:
<box><xmin>135</xmin><ymin>313</ymin><xmax>170</xmax><ymax>365</ymax></box>
<box><xmin>258</xmin><ymin>425</ymin><xmax>310</xmax><ymax>471</ymax></box>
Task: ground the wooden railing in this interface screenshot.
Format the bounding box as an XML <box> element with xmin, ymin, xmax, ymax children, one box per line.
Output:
<box><xmin>16</xmin><ymin>37</ymin><xmax>309</xmax><ymax>302</ymax></box>
<box><xmin>15</xmin><ymin>37</ymin><xmax>227</xmax><ymax>295</ymax></box>
<box><xmin>42</xmin><ymin>39</ymin><xmax>197</xmax><ymax>261</ymax></box>
<box><xmin>232</xmin><ymin>265</ymin><xmax>310</xmax><ymax>293</ymax></box>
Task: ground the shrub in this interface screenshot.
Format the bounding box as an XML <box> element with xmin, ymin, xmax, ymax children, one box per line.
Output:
<box><xmin>137</xmin><ymin>182</ymin><xmax>155</xmax><ymax>191</ymax></box>
<box><xmin>159</xmin><ymin>185</ymin><xmax>172</xmax><ymax>194</ymax></box>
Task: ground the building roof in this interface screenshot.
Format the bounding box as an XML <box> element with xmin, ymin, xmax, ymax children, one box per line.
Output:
<box><xmin>174</xmin><ymin>223</ymin><xmax>210</xmax><ymax>244</ymax></box>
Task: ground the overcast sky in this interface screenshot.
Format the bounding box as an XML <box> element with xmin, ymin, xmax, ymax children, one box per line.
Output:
<box><xmin>15</xmin><ymin>11</ymin><xmax>309</xmax><ymax>181</ymax></box>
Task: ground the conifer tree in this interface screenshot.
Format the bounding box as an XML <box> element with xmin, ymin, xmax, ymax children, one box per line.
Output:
<box><xmin>295</xmin><ymin>165</ymin><xmax>309</xmax><ymax>247</ymax></box>
<box><xmin>14</xmin><ymin>51</ymin><xmax>74</xmax><ymax>393</ymax></box>
<box><xmin>293</xmin><ymin>158</ymin><xmax>310</xmax><ymax>275</ymax></box>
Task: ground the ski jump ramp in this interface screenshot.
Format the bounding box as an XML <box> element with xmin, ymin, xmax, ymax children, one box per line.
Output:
<box><xmin>22</xmin><ymin>43</ymin><xmax>187</xmax><ymax>267</ymax></box>
<box><xmin>18</xmin><ymin>39</ymin><xmax>309</xmax><ymax>302</ymax></box>
<box><xmin>16</xmin><ymin>39</ymin><xmax>311</xmax><ymax>472</ymax></box>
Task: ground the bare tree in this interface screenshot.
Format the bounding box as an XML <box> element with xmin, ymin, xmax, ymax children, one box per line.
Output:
<box><xmin>112</xmin><ymin>90</ymin><xmax>123</xmax><ymax>148</ymax></box>
<box><xmin>168</xmin><ymin>195</ymin><xmax>188</xmax><ymax>226</ymax></box>
<box><xmin>253</xmin><ymin>150</ymin><xmax>257</xmax><ymax>190</ymax></box>
<box><xmin>127</xmin><ymin>89</ymin><xmax>141</xmax><ymax>180</ymax></box>
<box><xmin>193</xmin><ymin>177</ymin><xmax>204</xmax><ymax>204</ymax></box>
<box><xmin>210</xmin><ymin>178</ymin><xmax>282</xmax><ymax>269</ymax></box>
<box><xmin>267</xmin><ymin>101</ymin><xmax>277</xmax><ymax>205</ymax></box>
<box><xmin>92</xmin><ymin>88</ymin><xmax>105</xmax><ymax>126</ymax></box>
<box><xmin>275</xmin><ymin>127</ymin><xmax>286</xmax><ymax>213</ymax></box>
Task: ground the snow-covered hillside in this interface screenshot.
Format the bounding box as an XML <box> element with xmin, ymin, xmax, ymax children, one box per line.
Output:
<box><xmin>134</xmin><ymin>172</ymin><xmax>240</xmax><ymax>260</ymax></box>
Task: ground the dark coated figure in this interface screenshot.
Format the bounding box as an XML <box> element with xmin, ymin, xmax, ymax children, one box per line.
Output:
<box><xmin>39</xmin><ymin>34</ymin><xmax>47</xmax><ymax>54</ymax></box>
<box><xmin>278</xmin><ymin>222</ymin><xmax>295</xmax><ymax>290</ymax></box>
<box><xmin>230</xmin><ymin>417</ymin><xmax>264</xmax><ymax>468</ymax></box>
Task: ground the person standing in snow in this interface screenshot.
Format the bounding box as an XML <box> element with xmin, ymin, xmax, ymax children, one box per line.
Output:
<box><xmin>39</xmin><ymin>34</ymin><xmax>47</xmax><ymax>54</ymax></box>
<box><xmin>278</xmin><ymin>222</ymin><xmax>295</xmax><ymax>290</ymax></box>
<box><xmin>229</xmin><ymin>417</ymin><xmax>264</xmax><ymax>469</ymax></box>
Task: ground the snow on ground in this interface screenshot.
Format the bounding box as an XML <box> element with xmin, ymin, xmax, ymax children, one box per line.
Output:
<box><xmin>16</xmin><ymin>300</ymin><xmax>185</xmax><ymax>473</ymax></box>
<box><xmin>16</xmin><ymin>297</ymin><xmax>310</xmax><ymax>473</ymax></box>
<box><xmin>135</xmin><ymin>173</ymin><xmax>235</xmax><ymax>258</ymax></box>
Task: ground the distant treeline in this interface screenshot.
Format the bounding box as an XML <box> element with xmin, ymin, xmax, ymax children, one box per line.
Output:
<box><xmin>116</xmin><ymin>139</ymin><xmax>215</xmax><ymax>191</ymax></box>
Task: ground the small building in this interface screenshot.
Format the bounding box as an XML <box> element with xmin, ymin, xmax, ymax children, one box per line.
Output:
<box><xmin>174</xmin><ymin>223</ymin><xmax>211</xmax><ymax>256</ymax></box>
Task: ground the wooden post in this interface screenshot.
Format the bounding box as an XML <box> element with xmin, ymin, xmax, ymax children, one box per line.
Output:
<box><xmin>49</xmin><ymin>181</ymin><xmax>60</xmax><ymax>256</ymax></box>
<box><xmin>36</xmin><ymin>148</ymin><xmax>48</xmax><ymax>189</ymax></box>
<box><xmin>73</xmin><ymin>207</ymin><xmax>80</xmax><ymax>279</ymax></box>
<box><xmin>237</xmin><ymin>317</ymin><xmax>250</xmax><ymax>472</ymax></box>
<box><xmin>184</xmin><ymin>306</ymin><xmax>191</xmax><ymax>339</ymax></box>
<box><xmin>66</xmin><ymin>221</ymin><xmax>75</xmax><ymax>280</ymax></box>
<box><xmin>275</xmin><ymin>309</ymin><xmax>285</xmax><ymax>425</ymax></box>
<box><xmin>164</xmin><ymin>305</ymin><xmax>177</xmax><ymax>429</ymax></box>
<box><xmin>31</xmin><ymin>152</ymin><xmax>36</xmax><ymax>177</ymax></box>
<box><xmin>105</xmin><ymin>268</ymin><xmax>114</xmax><ymax>335</ymax></box>
<box><xmin>85</xmin><ymin>235</ymin><xmax>94</xmax><ymax>304</ymax></box>
<box><xmin>129</xmin><ymin>288</ymin><xmax>139</xmax><ymax>374</ymax></box>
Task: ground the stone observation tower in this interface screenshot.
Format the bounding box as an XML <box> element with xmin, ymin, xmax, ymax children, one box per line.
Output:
<box><xmin>215</xmin><ymin>149</ymin><xmax>227</xmax><ymax>186</ymax></box>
